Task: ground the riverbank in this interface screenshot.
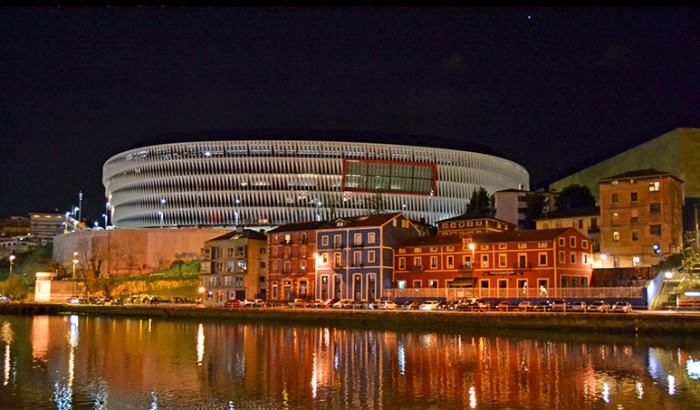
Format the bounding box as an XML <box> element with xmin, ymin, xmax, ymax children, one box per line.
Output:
<box><xmin>2</xmin><ymin>302</ymin><xmax>700</xmax><ymax>335</ymax></box>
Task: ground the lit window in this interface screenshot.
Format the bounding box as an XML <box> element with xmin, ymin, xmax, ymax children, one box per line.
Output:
<box><xmin>649</xmin><ymin>181</ymin><xmax>660</xmax><ymax>191</ymax></box>
<box><xmin>613</xmin><ymin>231</ymin><xmax>620</xmax><ymax>242</ymax></box>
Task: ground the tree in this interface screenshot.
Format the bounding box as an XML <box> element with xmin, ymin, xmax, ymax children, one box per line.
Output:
<box><xmin>466</xmin><ymin>187</ymin><xmax>494</xmax><ymax>217</ymax></box>
<box><xmin>522</xmin><ymin>192</ymin><xmax>547</xmax><ymax>229</ymax></box>
<box><xmin>555</xmin><ymin>184</ymin><xmax>596</xmax><ymax>211</ymax></box>
<box><xmin>655</xmin><ymin>247</ymin><xmax>700</xmax><ymax>274</ymax></box>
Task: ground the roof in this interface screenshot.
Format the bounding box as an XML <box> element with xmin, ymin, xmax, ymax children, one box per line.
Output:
<box><xmin>469</xmin><ymin>228</ymin><xmax>573</xmax><ymax>243</ymax></box>
<box><xmin>436</xmin><ymin>214</ymin><xmax>513</xmax><ymax>225</ymax></box>
<box><xmin>209</xmin><ymin>229</ymin><xmax>267</xmax><ymax>242</ymax></box>
<box><xmin>319</xmin><ymin>212</ymin><xmax>406</xmax><ymax>229</ymax></box>
<box><xmin>537</xmin><ymin>206</ymin><xmax>600</xmax><ymax>220</ymax></box>
<box><xmin>599</xmin><ymin>168</ymin><xmax>683</xmax><ymax>182</ymax></box>
<box><xmin>396</xmin><ymin>234</ymin><xmax>464</xmax><ymax>248</ymax></box>
<box><xmin>268</xmin><ymin>221</ymin><xmax>328</xmax><ymax>233</ymax></box>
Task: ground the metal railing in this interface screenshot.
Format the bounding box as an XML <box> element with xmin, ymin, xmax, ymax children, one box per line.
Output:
<box><xmin>383</xmin><ymin>286</ymin><xmax>645</xmax><ymax>301</ymax></box>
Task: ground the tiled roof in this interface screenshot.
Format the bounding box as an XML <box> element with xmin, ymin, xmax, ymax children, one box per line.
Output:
<box><xmin>209</xmin><ymin>229</ymin><xmax>267</xmax><ymax>241</ymax></box>
<box><xmin>469</xmin><ymin>228</ymin><xmax>572</xmax><ymax>243</ymax></box>
<box><xmin>600</xmin><ymin>168</ymin><xmax>681</xmax><ymax>182</ymax></box>
<box><xmin>537</xmin><ymin>206</ymin><xmax>600</xmax><ymax>220</ymax></box>
<box><xmin>396</xmin><ymin>234</ymin><xmax>463</xmax><ymax>248</ymax></box>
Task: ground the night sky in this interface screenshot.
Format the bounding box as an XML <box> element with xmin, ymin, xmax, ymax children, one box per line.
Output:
<box><xmin>2</xmin><ymin>7</ymin><xmax>699</xmax><ymax>224</ymax></box>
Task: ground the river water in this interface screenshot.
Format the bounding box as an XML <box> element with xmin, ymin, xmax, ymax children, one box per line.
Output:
<box><xmin>1</xmin><ymin>314</ymin><xmax>699</xmax><ymax>409</ymax></box>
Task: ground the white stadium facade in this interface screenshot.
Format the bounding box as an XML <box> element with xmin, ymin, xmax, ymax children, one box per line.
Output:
<box><xmin>103</xmin><ymin>130</ymin><xmax>529</xmax><ymax>228</ymax></box>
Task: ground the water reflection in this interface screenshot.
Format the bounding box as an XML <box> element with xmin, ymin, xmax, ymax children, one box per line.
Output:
<box><xmin>0</xmin><ymin>315</ymin><xmax>699</xmax><ymax>409</ymax></box>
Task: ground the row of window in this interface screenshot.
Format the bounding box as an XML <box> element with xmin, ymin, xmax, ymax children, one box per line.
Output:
<box><xmin>611</xmin><ymin>225</ymin><xmax>662</xmax><ymax>241</ymax></box>
<box><xmin>610</xmin><ymin>192</ymin><xmax>661</xmax><ymax>204</ymax></box>
<box><xmin>399</xmin><ymin>250</ymin><xmax>589</xmax><ymax>270</ymax></box>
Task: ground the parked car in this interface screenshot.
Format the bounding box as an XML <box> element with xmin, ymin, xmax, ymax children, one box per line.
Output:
<box><xmin>375</xmin><ymin>300</ymin><xmax>399</xmax><ymax>310</ymax></box>
<box><xmin>570</xmin><ymin>301</ymin><xmax>587</xmax><ymax>312</ymax></box>
<box><xmin>289</xmin><ymin>298</ymin><xmax>307</xmax><ymax>308</ymax></box>
<box><xmin>458</xmin><ymin>298</ymin><xmax>489</xmax><ymax>311</ymax></box>
<box><xmin>240</xmin><ymin>299</ymin><xmax>257</xmax><ymax>307</ymax></box>
<box><xmin>496</xmin><ymin>300</ymin><xmax>514</xmax><ymax>311</ymax></box>
<box><xmin>587</xmin><ymin>300</ymin><xmax>611</xmax><ymax>313</ymax></box>
<box><xmin>402</xmin><ymin>300</ymin><xmax>422</xmax><ymax>310</ymax></box>
<box><xmin>419</xmin><ymin>300</ymin><xmax>441</xmax><ymax>311</ymax></box>
<box><xmin>518</xmin><ymin>301</ymin><xmax>534</xmax><ymax>311</ymax></box>
<box><xmin>224</xmin><ymin>299</ymin><xmax>241</xmax><ymax>308</ymax></box>
<box><xmin>550</xmin><ymin>299</ymin><xmax>570</xmax><ymax>312</ymax></box>
<box><xmin>332</xmin><ymin>299</ymin><xmax>355</xmax><ymax>309</ymax></box>
<box><xmin>320</xmin><ymin>298</ymin><xmax>338</xmax><ymax>308</ymax></box>
<box><xmin>252</xmin><ymin>299</ymin><xmax>268</xmax><ymax>308</ymax></box>
<box><xmin>533</xmin><ymin>300</ymin><xmax>551</xmax><ymax>312</ymax></box>
<box><xmin>612</xmin><ymin>301</ymin><xmax>633</xmax><ymax>313</ymax></box>
<box><xmin>306</xmin><ymin>299</ymin><xmax>324</xmax><ymax>308</ymax></box>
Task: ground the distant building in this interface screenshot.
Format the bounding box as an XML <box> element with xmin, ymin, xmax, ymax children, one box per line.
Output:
<box><xmin>598</xmin><ymin>169</ymin><xmax>684</xmax><ymax>268</ymax></box>
<box><xmin>436</xmin><ymin>215</ymin><xmax>515</xmax><ymax>236</ymax></box>
<box><xmin>199</xmin><ymin>228</ymin><xmax>268</xmax><ymax>304</ymax></box>
<box><xmin>29</xmin><ymin>212</ymin><xmax>66</xmax><ymax>244</ymax></box>
<box><xmin>494</xmin><ymin>189</ymin><xmax>558</xmax><ymax>229</ymax></box>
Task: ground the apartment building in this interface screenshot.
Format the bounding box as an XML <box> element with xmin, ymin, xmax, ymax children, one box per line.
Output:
<box><xmin>599</xmin><ymin>169</ymin><xmax>684</xmax><ymax>268</ymax></box>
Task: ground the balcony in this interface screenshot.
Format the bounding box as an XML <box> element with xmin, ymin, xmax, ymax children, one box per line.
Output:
<box><xmin>512</xmin><ymin>262</ymin><xmax>533</xmax><ymax>271</ymax></box>
<box><xmin>458</xmin><ymin>263</ymin><xmax>473</xmax><ymax>271</ymax></box>
<box><xmin>410</xmin><ymin>265</ymin><xmax>424</xmax><ymax>272</ymax></box>
<box><xmin>334</xmin><ymin>243</ymin><xmax>344</xmax><ymax>250</ymax></box>
<box><xmin>351</xmin><ymin>242</ymin><xmax>364</xmax><ymax>248</ymax></box>
<box><xmin>351</xmin><ymin>262</ymin><xmax>364</xmax><ymax>268</ymax></box>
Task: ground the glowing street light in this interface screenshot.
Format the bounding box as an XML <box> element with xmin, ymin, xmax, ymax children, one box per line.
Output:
<box><xmin>8</xmin><ymin>254</ymin><xmax>15</xmax><ymax>275</ymax></box>
<box><xmin>102</xmin><ymin>213</ymin><xmax>108</xmax><ymax>229</ymax></box>
<box><xmin>72</xmin><ymin>252</ymin><xmax>79</xmax><ymax>296</ymax></box>
<box><xmin>600</xmin><ymin>253</ymin><xmax>608</xmax><ymax>269</ymax></box>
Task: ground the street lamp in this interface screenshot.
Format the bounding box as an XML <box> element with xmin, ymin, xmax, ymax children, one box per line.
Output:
<box><xmin>72</xmin><ymin>252</ymin><xmax>79</xmax><ymax>296</ymax></box>
<box><xmin>102</xmin><ymin>213</ymin><xmax>108</xmax><ymax>229</ymax></box>
<box><xmin>9</xmin><ymin>254</ymin><xmax>15</xmax><ymax>275</ymax></box>
<box><xmin>158</xmin><ymin>211</ymin><xmax>164</xmax><ymax>228</ymax></box>
<box><xmin>600</xmin><ymin>253</ymin><xmax>607</xmax><ymax>269</ymax></box>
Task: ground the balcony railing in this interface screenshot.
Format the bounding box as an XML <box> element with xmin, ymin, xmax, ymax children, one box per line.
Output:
<box><xmin>410</xmin><ymin>265</ymin><xmax>424</xmax><ymax>272</ymax></box>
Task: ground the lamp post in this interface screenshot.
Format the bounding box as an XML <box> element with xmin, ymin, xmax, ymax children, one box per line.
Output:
<box><xmin>72</xmin><ymin>252</ymin><xmax>79</xmax><ymax>296</ymax></box>
<box><xmin>158</xmin><ymin>211</ymin><xmax>164</xmax><ymax>229</ymax></box>
<box><xmin>600</xmin><ymin>253</ymin><xmax>607</xmax><ymax>269</ymax></box>
<box><xmin>9</xmin><ymin>255</ymin><xmax>15</xmax><ymax>275</ymax></box>
<box><xmin>102</xmin><ymin>213</ymin><xmax>108</xmax><ymax>229</ymax></box>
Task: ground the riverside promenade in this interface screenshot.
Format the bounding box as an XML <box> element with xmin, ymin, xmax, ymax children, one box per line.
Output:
<box><xmin>3</xmin><ymin>302</ymin><xmax>700</xmax><ymax>336</ymax></box>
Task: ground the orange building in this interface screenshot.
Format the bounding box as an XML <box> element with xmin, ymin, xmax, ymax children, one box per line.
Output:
<box><xmin>436</xmin><ymin>215</ymin><xmax>515</xmax><ymax>235</ymax></box>
<box><xmin>599</xmin><ymin>169</ymin><xmax>684</xmax><ymax>268</ymax></box>
<box><xmin>394</xmin><ymin>227</ymin><xmax>593</xmax><ymax>298</ymax></box>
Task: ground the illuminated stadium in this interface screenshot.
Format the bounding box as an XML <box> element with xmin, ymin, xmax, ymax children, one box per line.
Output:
<box><xmin>103</xmin><ymin>131</ymin><xmax>529</xmax><ymax>228</ymax></box>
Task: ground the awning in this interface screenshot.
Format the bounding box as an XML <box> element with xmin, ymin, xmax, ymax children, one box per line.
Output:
<box><xmin>449</xmin><ymin>278</ymin><xmax>475</xmax><ymax>288</ymax></box>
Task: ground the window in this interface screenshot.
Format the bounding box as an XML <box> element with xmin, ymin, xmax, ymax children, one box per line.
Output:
<box><xmin>368</xmin><ymin>251</ymin><xmax>376</xmax><ymax>263</ymax></box>
<box><xmin>429</xmin><ymin>280</ymin><xmax>438</xmax><ymax>288</ymax></box>
<box><xmin>539</xmin><ymin>253</ymin><xmax>547</xmax><ymax>266</ymax></box>
<box><xmin>353</xmin><ymin>252</ymin><xmax>362</xmax><ymax>266</ymax></box>
<box><xmin>650</xmin><ymin>225</ymin><xmax>661</xmax><ymax>235</ymax></box>
<box><xmin>650</xmin><ymin>203</ymin><xmax>661</xmax><ymax>213</ymax></box>
<box><xmin>413</xmin><ymin>280</ymin><xmax>422</xmax><ymax>288</ymax></box>
<box><xmin>518</xmin><ymin>243</ymin><xmax>527</xmax><ymax>249</ymax></box>
<box><xmin>447</xmin><ymin>255</ymin><xmax>454</xmax><ymax>268</ymax></box>
<box><xmin>322</xmin><ymin>253</ymin><xmax>328</xmax><ymax>264</ymax></box>
<box><xmin>612</xmin><ymin>193</ymin><xmax>619</xmax><ymax>203</ymax></box>
<box><xmin>518</xmin><ymin>254</ymin><xmax>527</xmax><ymax>268</ymax></box>
<box><xmin>583</xmin><ymin>253</ymin><xmax>588</xmax><ymax>264</ymax></box>
<box><xmin>499</xmin><ymin>243</ymin><xmax>507</xmax><ymax>249</ymax></box>
<box><xmin>539</xmin><ymin>242</ymin><xmax>547</xmax><ymax>248</ymax></box>
<box><xmin>632</xmin><ymin>231</ymin><xmax>639</xmax><ymax>241</ymax></box>
<box><xmin>653</xmin><ymin>244</ymin><xmax>661</xmax><ymax>254</ymax></box>
<box><xmin>353</xmin><ymin>233</ymin><xmax>362</xmax><ymax>246</ymax></box>
<box><xmin>322</xmin><ymin>236</ymin><xmax>329</xmax><ymax>246</ymax></box>
<box><xmin>649</xmin><ymin>181</ymin><xmax>660</xmax><ymax>191</ymax></box>
<box><xmin>499</xmin><ymin>254</ymin><xmax>507</xmax><ymax>267</ymax></box>
<box><xmin>333</xmin><ymin>235</ymin><xmax>342</xmax><ymax>248</ymax></box>
<box><xmin>613</xmin><ymin>231</ymin><xmax>620</xmax><ymax>242</ymax></box>
<box><xmin>430</xmin><ymin>256</ymin><xmax>438</xmax><ymax>269</ymax></box>
<box><xmin>612</xmin><ymin>212</ymin><xmax>620</xmax><ymax>225</ymax></box>
<box><xmin>570</xmin><ymin>237</ymin><xmax>576</xmax><ymax>247</ymax></box>
<box><xmin>481</xmin><ymin>255</ymin><xmax>489</xmax><ymax>268</ymax></box>
<box><xmin>368</xmin><ymin>232</ymin><xmax>376</xmax><ymax>244</ymax></box>
<box><xmin>582</xmin><ymin>240</ymin><xmax>588</xmax><ymax>249</ymax></box>
<box><xmin>558</xmin><ymin>251</ymin><xmax>565</xmax><ymax>263</ymax></box>
<box><xmin>570</xmin><ymin>252</ymin><xmax>576</xmax><ymax>264</ymax></box>
<box><xmin>300</xmin><ymin>260</ymin><xmax>306</xmax><ymax>270</ymax></box>
<box><xmin>399</xmin><ymin>257</ymin><xmax>406</xmax><ymax>269</ymax></box>
<box><xmin>558</xmin><ymin>238</ymin><xmax>565</xmax><ymax>246</ymax></box>
<box><xmin>631</xmin><ymin>209</ymin><xmax>639</xmax><ymax>223</ymax></box>
<box><xmin>630</xmin><ymin>192</ymin><xmax>638</xmax><ymax>202</ymax></box>
<box><xmin>414</xmin><ymin>256</ymin><xmax>422</xmax><ymax>267</ymax></box>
